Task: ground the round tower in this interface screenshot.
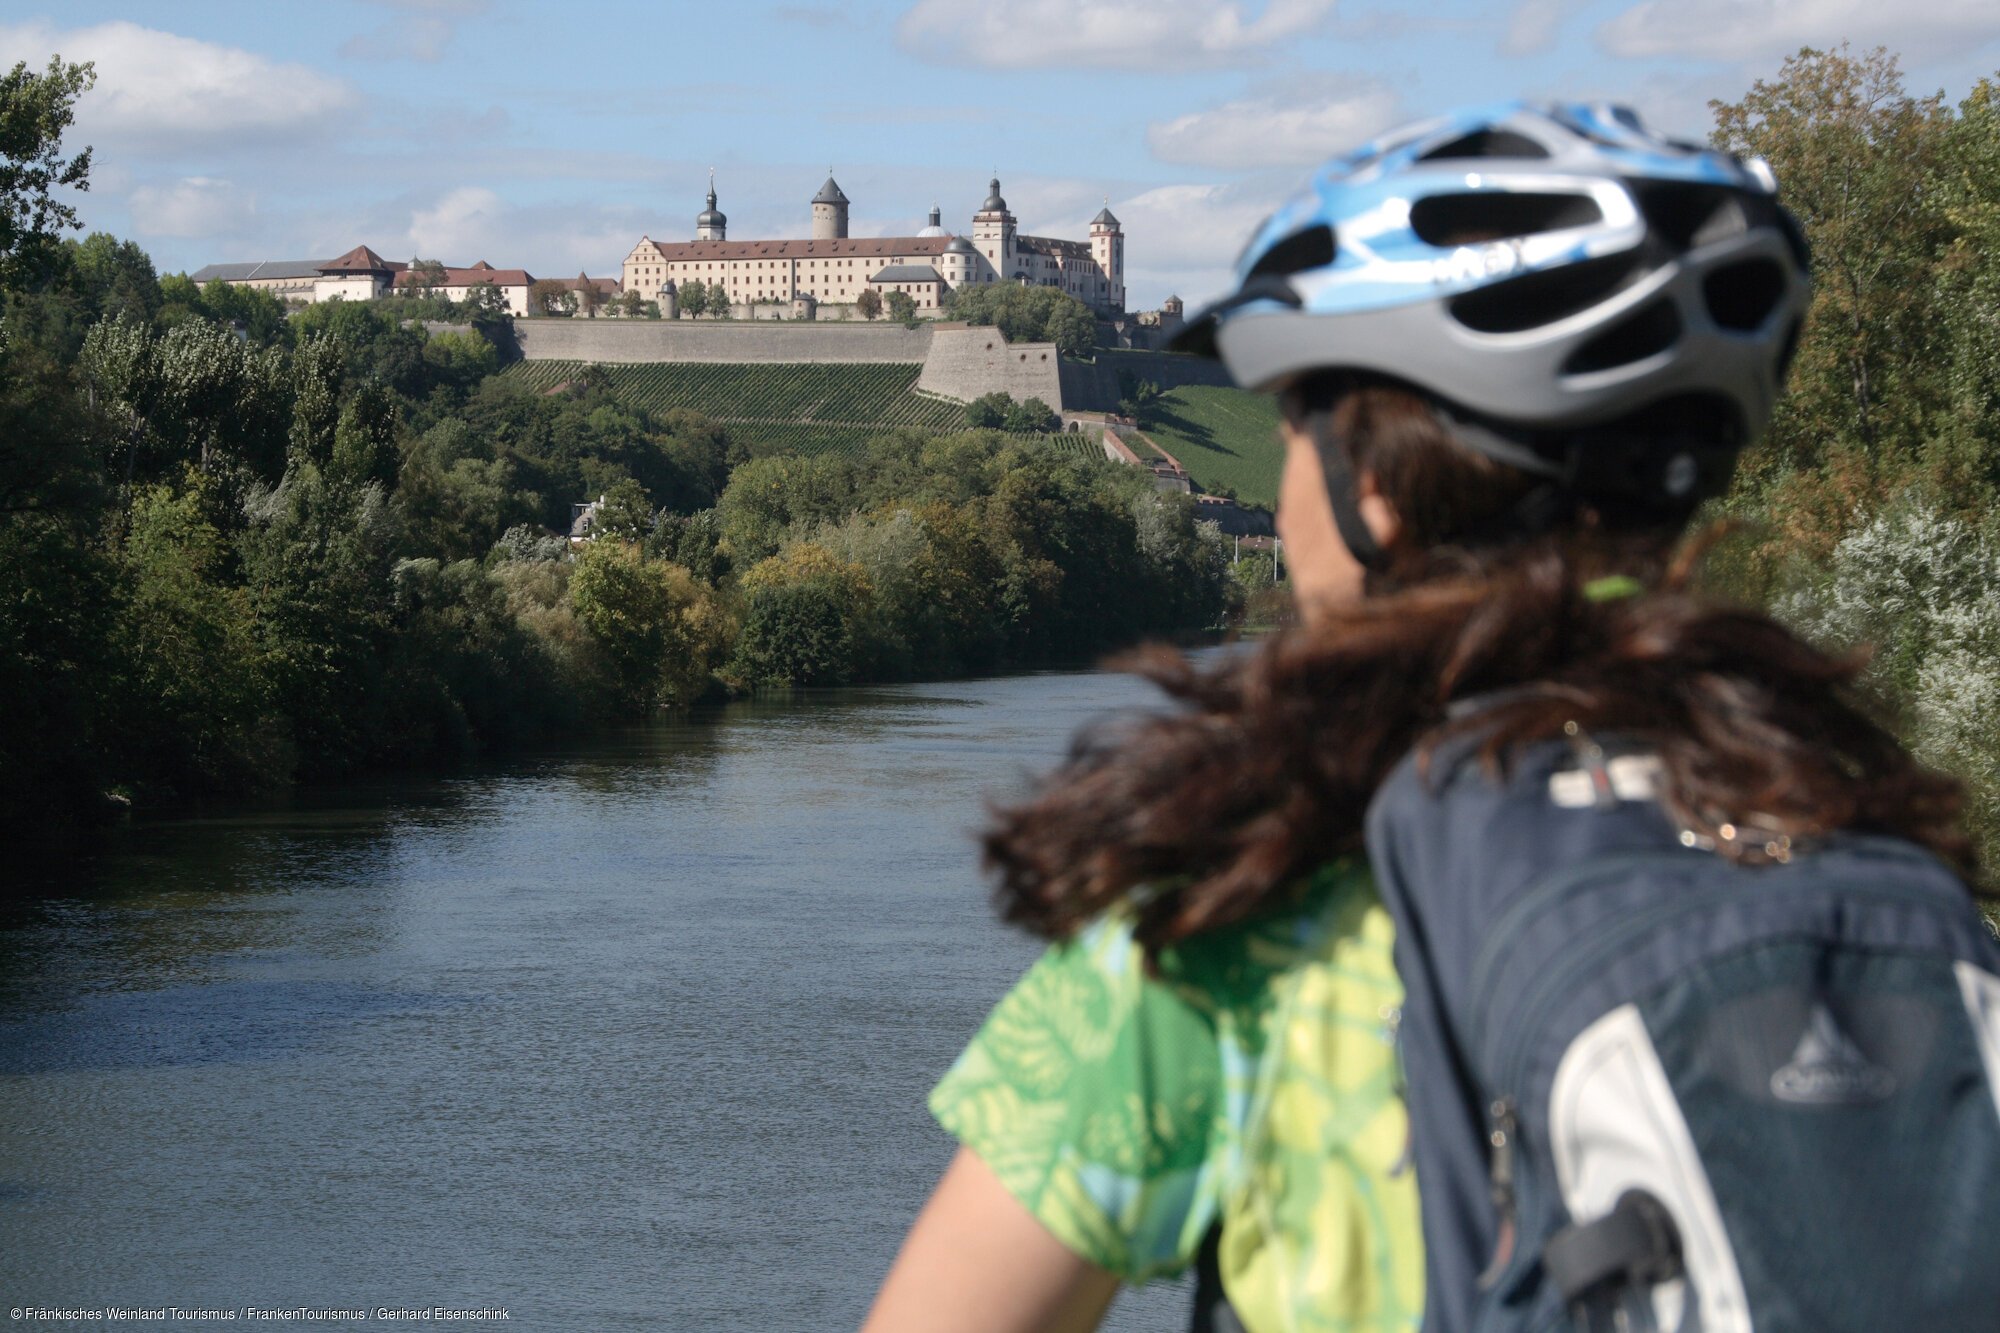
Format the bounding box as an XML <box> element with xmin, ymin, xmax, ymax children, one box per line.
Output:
<box><xmin>659</xmin><ymin>278</ymin><xmax>678</xmax><ymax>321</ymax></box>
<box><xmin>812</xmin><ymin>172</ymin><xmax>849</xmax><ymax>240</ymax></box>
<box><xmin>696</xmin><ymin>171</ymin><xmax>726</xmax><ymax>242</ymax></box>
<box><xmin>1090</xmin><ymin>200</ymin><xmax>1125</xmax><ymax>313</ymax></box>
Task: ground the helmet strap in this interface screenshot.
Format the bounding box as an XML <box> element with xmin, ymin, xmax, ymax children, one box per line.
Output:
<box><xmin>1307</xmin><ymin>417</ymin><xmax>1389</xmax><ymax>571</ymax></box>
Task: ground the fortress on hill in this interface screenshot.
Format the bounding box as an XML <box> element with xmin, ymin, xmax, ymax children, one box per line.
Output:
<box><xmin>620</xmin><ymin>173</ymin><xmax>1126</xmax><ymax>319</ymax></box>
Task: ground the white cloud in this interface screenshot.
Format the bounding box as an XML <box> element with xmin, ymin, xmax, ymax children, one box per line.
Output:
<box><xmin>1502</xmin><ymin>0</ymin><xmax>1588</xmax><ymax>56</ymax></box>
<box><xmin>401</xmin><ymin>188</ymin><xmax>641</xmax><ymax>276</ymax></box>
<box><xmin>127</xmin><ymin>177</ymin><xmax>249</xmax><ymax>238</ymax></box>
<box><xmin>0</xmin><ymin>21</ymin><xmax>356</xmax><ymax>145</ymax></box>
<box><xmin>342</xmin><ymin>0</ymin><xmax>492</xmax><ymax>62</ymax></box>
<box><xmin>1085</xmin><ymin>179</ymin><xmax>1290</xmax><ymax>308</ymax></box>
<box><xmin>896</xmin><ymin>0</ymin><xmax>1339</xmax><ymax>70</ymax></box>
<box><xmin>407</xmin><ymin>187</ymin><xmax>508</xmax><ymax>260</ymax></box>
<box><xmin>1147</xmin><ymin>85</ymin><xmax>1397</xmax><ymax>170</ymax></box>
<box><xmin>1598</xmin><ymin>0</ymin><xmax>2000</xmax><ymax>64</ymax></box>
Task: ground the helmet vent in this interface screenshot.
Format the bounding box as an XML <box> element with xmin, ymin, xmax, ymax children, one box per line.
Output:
<box><xmin>1562</xmin><ymin>300</ymin><xmax>1682</xmax><ymax>375</ymax></box>
<box><xmin>1631</xmin><ymin>182</ymin><xmax>1749</xmax><ymax>252</ymax></box>
<box><xmin>1702</xmin><ymin>258</ymin><xmax>1785</xmax><ymax>331</ymax></box>
<box><xmin>1247</xmin><ymin>224</ymin><xmax>1335</xmax><ymax>279</ymax></box>
<box><xmin>1417</xmin><ymin>129</ymin><xmax>1550</xmax><ymax>161</ymax></box>
<box><xmin>1449</xmin><ymin>252</ymin><xmax>1643</xmax><ymax>333</ymax></box>
<box><xmin>1411</xmin><ymin>192</ymin><xmax>1602</xmax><ymax>245</ymax></box>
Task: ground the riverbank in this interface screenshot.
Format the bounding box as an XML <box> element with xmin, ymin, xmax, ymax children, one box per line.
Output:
<box><xmin>0</xmin><ymin>667</ymin><xmax>1194</xmax><ymax>1329</ymax></box>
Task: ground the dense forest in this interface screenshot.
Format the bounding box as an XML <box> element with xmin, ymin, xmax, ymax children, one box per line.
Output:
<box><xmin>0</xmin><ymin>58</ymin><xmax>1237</xmax><ymax>842</ymax></box>
<box><xmin>5</xmin><ymin>46</ymin><xmax>2000</xmax><ymax>870</ymax></box>
<box><xmin>1702</xmin><ymin>50</ymin><xmax>2000</xmax><ymax>864</ymax></box>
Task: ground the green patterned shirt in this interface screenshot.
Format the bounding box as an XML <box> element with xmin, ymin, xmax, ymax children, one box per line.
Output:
<box><xmin>930</xmin><ymin>862</ymin><xmax>1423</xmax><ymax>1333</ymax></box>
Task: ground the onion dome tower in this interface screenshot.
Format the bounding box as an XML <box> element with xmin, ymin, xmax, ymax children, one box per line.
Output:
<box><xmin>971</xmin><ymin>176</ymin><xmax>1015</xmax><ymax>275</ymax></box>
<box><xmin>696</xmin><ymin>170</ymin><xmax>726</xmax><ymax>241</ymax></box>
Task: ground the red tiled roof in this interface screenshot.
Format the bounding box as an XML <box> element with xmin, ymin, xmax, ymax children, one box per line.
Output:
<box><xmin>552</xmin><ymin>275</ymin><xmax>621</xmax><ymax>293</ymax></box>
<box><xmin>392</xmin><ymin>267</ymin><xmax>534</xmax><ymax>289</ymax></box>
<box><xmin>470</xmin><ymin>260</ymin><xmax>495</xmax><ymax>270</ymax></box>
<box><xmin>645</xmin><ymin>236</ymin><xmax>951</xmax><ymax>261</ymax></box>
<box><xmin>320</xmin><ymin>244</ymin><xmax>397</xmax><ymax>274</ymax></box>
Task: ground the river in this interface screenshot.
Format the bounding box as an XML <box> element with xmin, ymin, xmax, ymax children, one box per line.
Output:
<box><xmin>0</xmin><ymin>665</ymin><xmax>1199</xmax><ymax>1330</ymax></box>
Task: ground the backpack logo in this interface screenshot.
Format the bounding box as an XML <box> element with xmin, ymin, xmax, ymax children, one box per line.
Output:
<box><xmin>1770</xmin><ymin>1004</ymin><xmax>1895</xmax><ymax>1105</ymax></box>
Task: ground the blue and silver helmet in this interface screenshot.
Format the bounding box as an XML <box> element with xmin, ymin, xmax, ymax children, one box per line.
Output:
<box><xmin>1179</xmin><ymin>102</ymin><xmax>1811</xmax><ymax>480</ymax></box>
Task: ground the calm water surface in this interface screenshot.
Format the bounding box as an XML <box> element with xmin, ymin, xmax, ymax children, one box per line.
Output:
<box><xmin>0</xmin><ymin>666</ymin><xmax>1197</xmax><ymax>1330</ymax></box>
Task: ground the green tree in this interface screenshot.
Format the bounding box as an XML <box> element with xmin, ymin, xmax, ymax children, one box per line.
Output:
<box><xmin>1003</xmin><ymin>396</ymin><xmax>1056</xmax><ymax>434</ymax></box>
<box><xmin>464</xmin><ymin>282</ymin><xmax>511</xmax><ymax>320</ymax></box>
<box><xmin>733</xmin><ymin>544</ymin><xmax>874</xmax><ymax>686</ymax></box>
<box><xmin>965</xmin><ymin>391</ymin><xmax>1011</xmax><ymax>429</ymax></box>
<box><xmin>0</xmin><ymin>56</ymin><xmax>95</xmax><ymax>290</ymax></box>
<box><xmin>945</xmin><ymin>283</ymin><xmax>1097</xmax><ymax>358</ymax></box>
<box><xmin>569</xmin><ymin>540</ymin><xmax>725</xmax><ymax>713</ymax></box>
<box><xmin>885</xmin><ymin>290</ymin><xmax>917</xmax><ymax>324</ymax></box>
<box><xmin>528</xmin><ymin>278</ymin><xmax>575</xmax><ymax>316</ymax></box>
<box><xmin>111</xmin><ymin>477</ymin><xmax>275</xmax><ymax>795</ymax></box>
<box><xmin>707</xmin><ymin>280</ymin><xmax>730</xmax><ymax>318</ymax></box>
<box><xmin>289</xmin><ymin>335</ymin><xmax>343</xmax><ymax>470</ymax></box>
<box><xmin>239</xmin><ymin>459</ymin><xmax>398</xmax><ymax>777</ymax></box>
<box><xmin>592</xmin><ymin>476</ymin><xmax>655</xmax><ymax>542</ymax></box>
<box><xmin>423</xmin><ymin>328</ymin><xmax>500</xmax><ymax>391</ymax></box>
<box><xmin>408</xmin><ymin>257</ymin><xmax>448</xmax><ymax>294</ymax></box>
<box><xmin>678</xmin><ymin>280</ymin><xmax>708</xmax><ymax>320</ymax></box>
<box><xmin>79</xmin><ymin>314</ymin><xmax>161</xmax><ymax>485</ymax></box>
<box><xmin>1712</xmin><ymin>47</ymin><xmax>1953</xmax><ymax>490</ymax></box>
<box><xmin>331</xmin><ymin>382</ymin><xmax>400</xmax><ymax>489</ymax></box>
<box><xmin>69</xmin><ymin>231</ymin><xmax>160</xmax><ymax>325</ymax></box>
<box><xmin>855</xmin><ymin>287</ymin><xmax>883</xmax><ymax>320</ymax></box>
<box><xmin>1117</xmin><ymin>373</ymin><xmax>1161</xmax><ymax>425</ymax></box>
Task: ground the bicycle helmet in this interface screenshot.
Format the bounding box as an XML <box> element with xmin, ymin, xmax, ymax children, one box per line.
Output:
<box><xmin>1176</xmin><ymin>101</ymin><xmax>1811</xmax><ymax>516</ymax></box>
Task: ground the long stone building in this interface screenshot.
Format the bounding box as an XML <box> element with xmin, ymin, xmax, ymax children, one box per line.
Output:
<box><xmin>619</xmin><ymin>174</ymin><xmax>1125</xmax><ymax>319</ymax></box>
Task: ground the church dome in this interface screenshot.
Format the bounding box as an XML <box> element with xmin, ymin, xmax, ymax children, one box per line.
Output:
<box><xmin>944</xmin><ymin>235</ymin><xmax>976</xmax><ymax>255</ymax></box>
<box><xmin>697</xmin><ymin>184</ymin><xmax>725</xmax><ymax>230</ymax></box>
<box><xmin>915</xmin><ymin>204</ymin><xmax>947</xmax><ymax>238</ymax></box>
<box><xmin>981</xmin><ymin>178</ymin><xmax>1007</xmax><ymax>212</ymax></box>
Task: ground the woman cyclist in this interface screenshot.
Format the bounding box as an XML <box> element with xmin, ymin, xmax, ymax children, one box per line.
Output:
<box><xmin>864</xmin><ymin>102</ymin><xmax>1998</xmax><ymax>1333</ymax></box>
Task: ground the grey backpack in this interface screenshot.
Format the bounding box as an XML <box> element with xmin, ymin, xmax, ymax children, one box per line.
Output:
<box><xmin>1367</xmin><ymin>736</ymin><xmax>2000</xmax><ymax>1332</ymax></box>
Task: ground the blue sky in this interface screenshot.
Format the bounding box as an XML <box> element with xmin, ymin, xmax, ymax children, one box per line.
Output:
<box><xmin>5</xmin><ymin>0</ymin><xmax>1997</xmax><ymax>309</ymax></box>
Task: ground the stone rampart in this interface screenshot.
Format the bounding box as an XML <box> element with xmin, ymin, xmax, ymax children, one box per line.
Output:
<box><xmin>513</xmin><ymin>319</ymin><xmax>934</xmax><ymax>364</ymax></box>
<box><xmin>916</xmin><ymin>326</ymin><xmax>1063</xmax><ymax>405</ymax></box>
<box><xmin>1057</xmin><ymin>348</ymin><xmax>1236</xmax><ymax>413</ymax></box>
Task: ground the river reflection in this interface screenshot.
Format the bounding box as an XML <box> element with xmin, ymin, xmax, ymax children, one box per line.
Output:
<box><xmin>1</xmin><ymin>668</ymin><xmax>1197</xmax><ymax>1330</ymax></box>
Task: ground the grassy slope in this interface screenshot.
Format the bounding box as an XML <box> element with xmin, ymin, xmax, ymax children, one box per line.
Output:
<box><xmin>1141</xmin><ymin>385</ymin><xmax>1285</xmax><ymax>509</ymax></box>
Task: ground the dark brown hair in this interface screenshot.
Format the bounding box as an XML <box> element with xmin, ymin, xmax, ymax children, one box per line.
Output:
<box><xmin>985</xmin><ymin>383</ymin><xmax>1974</xmax><ymax>951</ymax></box>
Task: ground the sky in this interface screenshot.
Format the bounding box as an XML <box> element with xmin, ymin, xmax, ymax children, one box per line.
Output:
<box><xmin>5</xmin><ymin>0</ymin><xmax>1998</xmax><ymax>311</ymax></box>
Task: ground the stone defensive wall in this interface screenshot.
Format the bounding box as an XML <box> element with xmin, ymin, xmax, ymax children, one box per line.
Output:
<box><xmin>512</xmin><ymin>319</ymin><xmax>935</xmax><ymax>365</ymax></box>
<box><xmin>1056</xmin><ymin>349</ymin><xmax>1236</xmax><ymax>414</ymax></box>
<box><xmin>914</xmin><ymin>326</ymin><xmax>1063</xmax><ymax>406</ymax></box>
<box><xmin>508</xmin><ymin>318</ymin><xmax>1090</xmax><ymax>409</ymax></box>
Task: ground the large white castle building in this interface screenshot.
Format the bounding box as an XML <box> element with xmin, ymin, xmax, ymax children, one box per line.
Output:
<box><xmin>620</xmin><ymin>174</ymin><xmax>1125</xmax><ymax>318</ymax></box>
